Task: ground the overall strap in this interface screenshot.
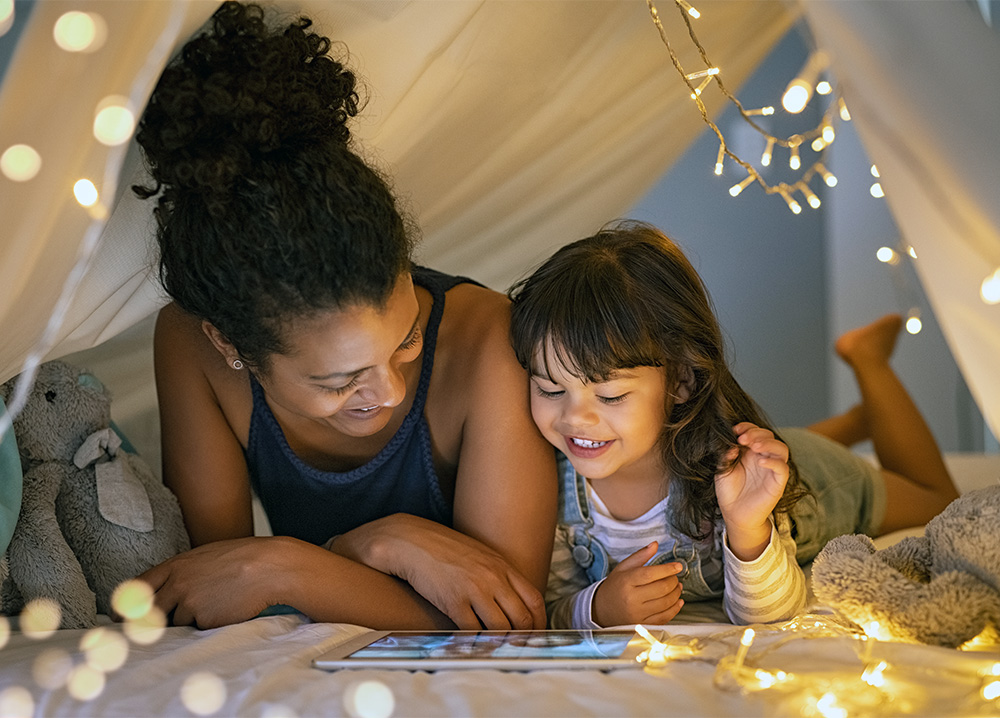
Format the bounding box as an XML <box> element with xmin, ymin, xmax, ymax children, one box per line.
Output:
<box><xmin>556</xmin><ymin>451</ymin><xmax>611</xmax><ymax>582</ymax></box>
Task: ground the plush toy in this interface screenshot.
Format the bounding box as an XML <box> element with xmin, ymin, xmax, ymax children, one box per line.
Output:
<box><xmin>811</xmin><ymin>485</ymin><xmax>1000</xmax><ymax>648</ymax></box>
<box><xmin>0</xmin><ymin>360</ymin><xmax>190</xmax><ymax>629</ymax></box>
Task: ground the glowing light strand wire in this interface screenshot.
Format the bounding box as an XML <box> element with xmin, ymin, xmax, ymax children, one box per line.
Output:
<box><xmin>0</xmin><ymin>1</ymin><xmax>190</xmax><ymax>443</ymax></box>
<box><xmin>646</xmin><ymin>0</ymin><xmax>840</xmax><ymax>201</ymax></box>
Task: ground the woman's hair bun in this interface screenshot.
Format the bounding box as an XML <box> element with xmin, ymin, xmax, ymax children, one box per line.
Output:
<box><xmin>135</xmin><ymin>1</ymin><xmax>358</xmax><ymax>197</ymax></box>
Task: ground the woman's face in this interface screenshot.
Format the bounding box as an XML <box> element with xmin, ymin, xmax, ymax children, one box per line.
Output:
<box><xmin>258</xmin><ymin>273</ymin><xmax>424</xmax><ymax>438</ymax></box>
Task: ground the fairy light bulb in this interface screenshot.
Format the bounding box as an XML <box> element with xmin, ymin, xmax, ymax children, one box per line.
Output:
<box><xmin>93</xmin><ymin>96</ymin><xmax>136</xmax><ymax>146</ymax></box>
<box><xmin>815</xmin><ymin>163</ymin><xmax>837</xmax><ymax>187</ymax></box>
<box><xmin>745</xmin><ymin>106</ymin><xmax>774</xmax><ymax>116</ymax></box>
<box><xmin>876</xmin><ymin>246</ymin><xmax>899</xmax><ymax>264</ymax></box>
<box><xmin>733</xmin><ymin>628</ymin><xmax>755</xmax><ymax>671</ymax></box>
<box><xmin>906</xmin><ymin>312</ymin><xmax>922</xmax><ymax>335</ymax></box>
<box><xmin>53</xmin><ymin>11</ymin><xmax>107</xmax><ymax>53</ymax></box>
<box><xmin>73</xmin><ymin>179</ymin><xmax>99</xmax><ymax>207</ymax></box>
<box><xmin>816</xmin><ymin>692</ymin><xmax>847</xmax><ymax>718</ymax></box>
<box><xmin>799</xmin><ymin>183</ymin><xmax>821</xmax><ymax>209</ymax></box>
<box><xmin>1</xmin><ymin>144</ymin><xmax>42</xmax><ymax>182</ymax></box>
<box><xmin>981</xmin><ymin>268</ymin><xmax>1000</xmax><ymax>305</ymax></box>
<box><xmin>870</xmin><ymin>182</ymin><xmax>885</xmax><ymax>198</ymax></box>
<box><xmin>862</xmin><ymin>660</ymin><xmax>888</xmax><ymax>687</ymax></box>
<box><xmin>181</xmin><ymin>672</ymin><xmax>227</xmax><ymax>716</ymax></box>
<box><xmin>983</xmin><ymin>679</ymin><xmax>1000</xmax><ymax>701</ymax></box>
<box><xmin>838</xmin><ymin>98</ymin><xmax>851</xmax><ymax>121</ymax></box>
<box><xmin>761</xmin><ymin>137</ymin><xmax>774</xmax><ymax>167</ymax></box>
<box><xmin>678</xmin><ymin>0</ymin><xmax>701</xmax><ymax>19</ymax></box>
<box><xmin>779</xmin><ymin>189</ymin><xmax>802</xmax><ymax>214</ymax></box>
<box><xmin>781</xmin><ymin>50</ymin><xmax>828</xmax><ymax>114</ymax></box>
<box><xmin>870</xmin><ymin>164</ymin><xmax>880</xmax><ymax>178</ymax></box>
<box><xmin>811</xmin><ymin>137</ymin><xmax>827</xmax><ymax>152</ymax></box>
<box><xmin>729</xmin><ymin>174</ymin><xmax>755</xmax><ymax>197</ymax></box>
<box><xmin>344</xmin><ymin>680</ymin><xmax>395</xmax><ymax>718</ymax></box>
<box><xmin>690</xmin><ymin>75</ymin><xmax>713</xmax><ymax>99</ymax></box>
<box><xmin>789</xmin><ymin>143</ymin><xmax>801</xmax><ymax>170</ymax></box>
<box><xmin>822</xmin><ymin>124</ymin><xmax>835</xmax><ymax>144</ymax></box>
<box><xmin>714</xmin><ymin>144</ymin><xmax>725</xmax><ymax>176</ymax></box>
<box><xmin>816</xmin><ymin>80</ymin><xmax>832</xmax><ymax>95</ymax></box>
<box><xmin>907</xmin><ymin>246</ymin><xmax>917</xmax><ymax>258</ymax></box>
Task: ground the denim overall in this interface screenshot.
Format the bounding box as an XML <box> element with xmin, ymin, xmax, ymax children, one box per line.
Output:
<box><xmin>556</xmin><ymin>452</ymin><xmax>721</xmax><ymax>601</ymax></box>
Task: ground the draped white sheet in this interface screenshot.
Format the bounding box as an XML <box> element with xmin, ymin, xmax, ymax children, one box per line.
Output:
<box><xmin>799</xmin><ymin>0</ymin><xmax>1000</xmax><ymax>440</ymax></box>
<box><xmin>0</xmin><ymin>0</ymin><xmax>793</xmax><ymax>385</ymax></box>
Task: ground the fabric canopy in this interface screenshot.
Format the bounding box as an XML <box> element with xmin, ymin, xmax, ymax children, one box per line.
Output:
<box><xmin>1</xmin><ymin>0</ymin><xmax>998</xmax><ymax>441</ymax></box>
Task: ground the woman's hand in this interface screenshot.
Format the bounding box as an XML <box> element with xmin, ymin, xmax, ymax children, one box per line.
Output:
<box><xmin>136</xmin><ymin>536</ymin><xmax>291</xmax><ymax>629</ymax></box>
<box><xmin>714</xmin><ymin>422</ymin><xmax>789</xmax><ymax>560</ymax></box>
<box><xmin>329</xmin><ymin>513</ymin><xmax>546</xmax><ymax>630</ymax></box>
<box><xmin>592</xmin><ymin>542</ymin><xmax>684</xmax><ymax>628</ymax></box>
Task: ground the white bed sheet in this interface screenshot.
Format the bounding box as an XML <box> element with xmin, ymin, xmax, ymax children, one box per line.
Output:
<box><xmin>2</xmin><ymin>612</ymin><xmax>998</xmax><ymax>718</ymax></box>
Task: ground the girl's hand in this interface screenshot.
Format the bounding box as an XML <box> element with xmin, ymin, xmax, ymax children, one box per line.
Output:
<box><xmin>714</xmin><ymin>423</ymin><xmax>790</xmax><ymax>558</ymax></box>
<box><xmin>329</xmin><ymin>513</ymin><xmax>546</xmax><ymax>630</ymax></box>
<box><xmin>592</xmin><ymin>542</ymin><xmax>684</xmax><ymax>628</ymax></box>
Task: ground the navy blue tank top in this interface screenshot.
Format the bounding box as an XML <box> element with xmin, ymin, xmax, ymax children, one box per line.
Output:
<box><xmin>244</xmin><ymin>267</ymin><xmax>477</xmax><ymax>545</ymax></box>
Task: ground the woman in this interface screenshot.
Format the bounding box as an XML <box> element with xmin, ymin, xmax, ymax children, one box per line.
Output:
<box><xmin>134</xmin><ymin>1</ymin><xmax>556</xmax><ymax>630</ymax></box>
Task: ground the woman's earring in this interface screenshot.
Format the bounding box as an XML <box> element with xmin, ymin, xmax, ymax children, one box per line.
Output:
<box><xmin>232</xmin><ymin>359</ymin><xmax>244</xmax><ymax>370</ymax></box>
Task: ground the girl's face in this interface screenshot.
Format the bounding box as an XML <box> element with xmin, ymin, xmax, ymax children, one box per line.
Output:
<box><xmin>529</xmin><ymin>344</ymin><xmax>672</xmax><ymax>483</ymax></box>
<box><xmin>258</xmin><ymin>273</ymin><xmax>423</xmax><ymax>438</ymax></box>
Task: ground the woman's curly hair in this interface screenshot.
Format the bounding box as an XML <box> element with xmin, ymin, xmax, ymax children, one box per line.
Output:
<box><xmin>508</xmin><ymin>221</ymin><xmax>807</xmax><ymax>539</ymax></box>
<box><xmin>134</xmin><ymin>1</ymin><xmax>414</xmax><ymax>369</ymax></box>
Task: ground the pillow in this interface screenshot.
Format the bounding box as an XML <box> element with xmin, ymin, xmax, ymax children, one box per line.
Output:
<box><xmin>0</xmin><ymin>396</ymin><xmax>23</xmax><ymax>556</ymax></box>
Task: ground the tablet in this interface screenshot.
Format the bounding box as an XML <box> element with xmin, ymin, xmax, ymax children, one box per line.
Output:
<box><xmin>312</xmin><ymin>629</ymin><xmax>651</xmax><ymax>671</ymax></box>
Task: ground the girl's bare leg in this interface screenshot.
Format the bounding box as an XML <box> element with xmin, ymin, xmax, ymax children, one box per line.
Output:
<box><xmin>813</xmin><ymin>314</ymin><xmax>959</xmax><ymax>534</ymax></box>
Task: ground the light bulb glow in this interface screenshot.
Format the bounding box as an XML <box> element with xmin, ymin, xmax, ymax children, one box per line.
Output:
<box><xmin>816</xmin><ymin>80</ymin><xmax>832</xmax><ymax>95</ymax></box>
<box><xmin>870</xmin><ymin>164</ymin><xmax>880</xmax><ymax>178</ymax></box>
<box><xmin>876</xmin><ymin>247</ymin><xmax>899</xmax><ymax>264</ymax></box>
<box><xmin>112</xmin><ymin>579</ymin><xmax>155</xmax><ymax>620</ymax></box>
<box><xmin>21</xmin><ymin>599</ymin><xmax>61</xmax><ymax>639</ymax></box>
<box><xmin>73</xmin><ymin>179</ymin><xmax>99</xmax><ymax>207</ymax></box>
<box><xmin>811</xmin><ymin>137</ymin><xmax>827</xmax><ymax>152</ymax></box>
<box><xmin>983</xmin><ymin>679</ymin><xmax>1000</xmax><ymax>701</ymax></box>
<box><xmin>678</xmin><ymin>0</ymin><xmax>700</xmax><ymax>19</ymax></box>
<box><xmin>53</xmin><ymin>11</ymin><xmax>106</xmax><ymax>53</ymax></box>
<box><xmin>32</xmin><ymin>649</ymin><xmax>74</xmax><ymax>690</ymax></box>
<box><xmin>745</xmin><ymin>106</ymin><xmax>774</xmax><ymax>116</ymax></box>
<box><xmin>761</xmin><ymin>137</ymin><xmax>774</xmax><ymax>167</ymax></box>
<box><xmin>816</xmin><ymin>692</ymin><xmax>848</xmax><ymax>718</ymax></box>
<box><xmin>862</xmin><ymin>660</ymin><xmax>888</xmax><ymax>688</ymax></box>
<box><xmin>981</xmin><ymin>268</ymin><xmax>1000</xmax><ymax>305</ymax></box>
<box><xmin>714</xmin><ymin>144</ymin><xmax>725</xmax><ymax>176</ymax></box>
<box><xmin>815</xmin><ymin>163</ymin><xmax>837</xmax><ymax>187</ymax></box>
<box><xmin>870</xmin><ymin>182</ymin><xmax>885</xmax><ymax>198</ymax></box>
<box><xmin>67</xmin><ymin>663</ymin><xmax>105</xmax><ymax>702</ymax></box>
<box><xmin>789</xmin><ymin>144</ymin><xmax>801</xmax><ymax>170</ymax></box>
<box><xmin>0</xmin><ymin>687</ymin><xmax>34</xmax><ymax>718</ymax></box>
<box><xmin>780</xmin><ymin>190</ymin><xmax>801</xmax><ymax>214</ymax></box>
<box><xmin>781</xmin><ymin>81</ymin><xmax>811</xmax><ymax>114</ymax></box>
<box><xmin>344</xmin><ymin>680</ymin><xmax>396</xmax><ymax>718</ymax></box>
<box><xmin>1</xmin><ymin>0</ymin><xmax>13</xmax><ymax>37</ymax></box>
<box><xmin>181</xmin><ymin>672</ymin><xmax>228</xmax><ymax>716</ymax></box>
<box><xmin>822</xmin><ymin>124</ymin><xmax>835</xmax><ymax>143</ymax></box>
<box><xmin>81</xmin><ymin>627</ymin><xmax>129</xmax><ymax>672</ymax></box>
<box><xmin>729</xmin><ymin>174</ymin><xmax>755</xmax><ymax>197</ymax></box>
<box><xmin>1</xmin><ymin>144</ymin><xmax>42</xmax><ymax>182</ymax></box>
<box><xmin>839</xmin><ymin>98</ymin><xmax>851</xmax><ymax>121</ymax></box>
<box><xmin>684</xmin><ymin>67</ymin><xmax>719</xmax><ymax>81</ymax></box>
<box><xmin>690</xmin><ymin>75</ymin><xmax>713</xmax><ymax>99</ymax></box>
<box><xmin>800</xmin><ymin>184</ymin><xmax>821</xmax><ymax>209</ymax></box>
<box><xmin>906</xmin><ymin>314</ymin><xmax>922</xmax><ymax>335</ymax></box>
<box><xmin>93</xmin><ymin>97</ymin><xmax>135</xmax><ymax>146</ymax></box>
<box><xmin>907</xmin><ymin>246</ymin><xmax>917</xmax><ymax>258</ymax></box>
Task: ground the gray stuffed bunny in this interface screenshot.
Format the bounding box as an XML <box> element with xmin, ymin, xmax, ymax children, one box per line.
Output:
<box><xmin>0</xmin><ymin>360</ymin><xmax>190</xmax><ymax>629</ymax></box>
<box><xmin>811</xmin><ymin>485</ymin><xmax>1000</xmax><ymax>648</ymax></box>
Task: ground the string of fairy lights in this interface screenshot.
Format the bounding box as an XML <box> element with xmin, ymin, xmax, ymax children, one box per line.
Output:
<box><xmin>646</xmin><ymin>0</ymin><xmax>1000</xmax><ymax>317</ymax></box>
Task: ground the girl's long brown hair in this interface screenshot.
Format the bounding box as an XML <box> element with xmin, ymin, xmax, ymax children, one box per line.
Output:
<box><xmin>509</xmin><ymin>220</ymin><xmax>806</xmax><ymax>539</ymax></box>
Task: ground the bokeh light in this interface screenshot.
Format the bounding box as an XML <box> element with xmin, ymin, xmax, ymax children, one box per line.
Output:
<box><xmin>781</xmin><ymin>81</ymin><xmax>811</xmax><ymax>114</ymax></box>
<box><xmin>67</xmin><ymin>663</ymin><xmax>106</xmax><ymax>702</ymax></box>
<box><xmin>0</xmin><ymin>686</ymin><xmax>34</xmax><ymax>718</ymax></box>
<box><xmin>93</xmin><ymin>96</ymin><xmax>136</xmax><ymax>146</ymax></box>
<box><xmin>981</xmin><ymin>269</ymin><xmax>1000</xmax><ymax>305</ymax></box>
<box><xmin>111</xmin><ymin>579</ymin><xmax>154</xmax><ymax>620</ymax></box>
<box><xmin>53</xmin><ymin>11</ymin><xmax>107</xmax><ymax>53</ymax></box>
<box><xmin>123</xmin><ymin>606</ymin><xmax>167</xmax><ymax>645</ymax></box>
<box><xmin>81</xmin><ymin>627</ymin><xmax>129</xmax><ymax>672</ymax></box>
<box><xmin>875</xmin><ymin>246</ymin><xmax>899</xmax><ymax>265</ymax></box>
<box><xmin>0</xmin><ymin>0</ymin><xmax>13</xmax><ymax>37</ymax></box>
<box><xmin>73</xmin><ymin>178</ymin><xmax>99</xmax><ymax>207</ymax></box>
<box><xmin>905</xmin><ymin>316</ymin><xmax>923</xmax><ymax>335</ymax></box>
<box><xmin>1</xmin><ymin>144</ymin><xmax>42</xmax><ymax>182</ymax></box>
<box><xmin>20</xmin><ymin>598</ymin><xmax>62</xmax><ymax>639</ymax></box>
<box><xmin>0</xmin><ymin>616</ymin><xmax>10</xmax><ymax>649</ymax></box>
<box><xmin>32</xmin><ymin>648</ymin><xmax>74</xmax><ymax>690</ymax></box>
<box><xmin>344</xmin><ymin>680</ymin><xmax>395</xmax><ymax>718</ymax></box>
<box><xmin>870</xmin><ymin>182</ymin><xmax>884</xmax><ymax>198</ymax></box>
<box><xmin>181</xmin><ymin>672</ymin><xmax>227</xmax><ymax>716</ymax></box>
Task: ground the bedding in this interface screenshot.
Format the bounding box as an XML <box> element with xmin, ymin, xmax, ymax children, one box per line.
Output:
<box><xmin>1</xmin><ymin>458</ymin><xmax>997</xmax><ymax>717</ymax></box>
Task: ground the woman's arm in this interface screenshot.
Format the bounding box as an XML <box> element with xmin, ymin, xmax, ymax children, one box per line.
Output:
<box><xmin>150</xmin><ymin>305</ymin><xmax>455</xmax><ymax>629</ymax></box>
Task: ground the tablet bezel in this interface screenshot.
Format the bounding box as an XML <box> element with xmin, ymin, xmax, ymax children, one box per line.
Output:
<box><xmin>312</xmin><ymin>629</ymin><xmax>650</xmax><ymax>671</ymax></box>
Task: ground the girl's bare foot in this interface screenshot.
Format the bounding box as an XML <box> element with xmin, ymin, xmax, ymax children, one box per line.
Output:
<box><xmin>835</xmin><ymin>314</ymin><xmax>903</xmax><ymax>369</ymax></box>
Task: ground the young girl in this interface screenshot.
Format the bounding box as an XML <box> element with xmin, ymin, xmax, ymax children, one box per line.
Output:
<box><xmin>508</xmin><ymin>221</ymin><xmax>959</xmax><ymax>628</ymax></box>
<box><xmin>131</xmin><ymin>1</ymin><xmax>556</xmax><ymax>631</ymax></box>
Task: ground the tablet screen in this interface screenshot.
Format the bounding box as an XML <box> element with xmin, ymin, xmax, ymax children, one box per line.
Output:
<box><xmin>349</xmin><ymin>630</ymin><xmax>633</xmax><ymax>661</ymax></box>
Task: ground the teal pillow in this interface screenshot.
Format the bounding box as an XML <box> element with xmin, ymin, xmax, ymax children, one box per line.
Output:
<box><xmin>0</xmin><ymin>396</ymin><xmax>23</xmax><ymax>556</ymax></box>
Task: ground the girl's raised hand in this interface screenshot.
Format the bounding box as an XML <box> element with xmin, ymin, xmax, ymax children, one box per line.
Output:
<box><xmin>592</xmin><ymin>542</ymin><xmax>684</xmax><ymax>628</ymax></box>
<box><xmin>714</xmin><ymin>423</ymin><xmax>790</xmax><ymax>558</ymax></box>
